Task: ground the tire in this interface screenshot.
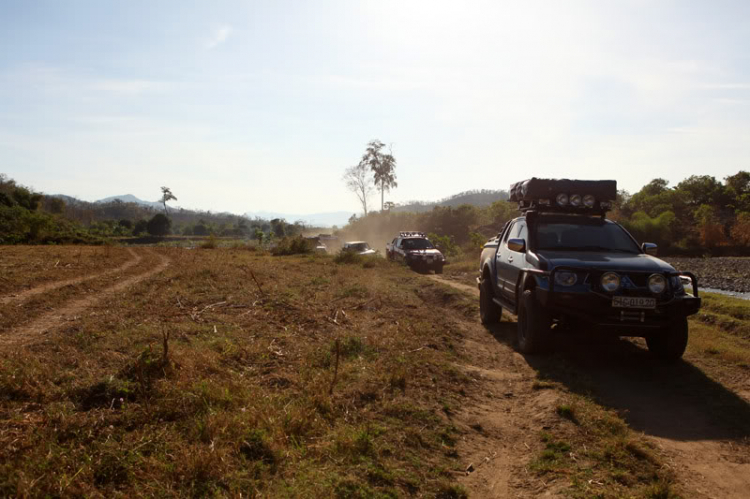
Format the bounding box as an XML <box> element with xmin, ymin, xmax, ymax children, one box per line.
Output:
<box><xmin>646</xmin><ymin>317</ymin><xmax>688</xmax><ymax>361</ymax></box>
<box><xmin>479</xmin><ymin>275</ymin><xmax>501</xmax><ymax>324</ymax></box>
<box><xmin>435</xmin><ymin>264</ymin><xmax>444</xmax><ymax>275</ymax></box>
<box><xmin>516</xmin><ymin>289</ymin><xmax>552</xmax><ymax>354</ymax></box>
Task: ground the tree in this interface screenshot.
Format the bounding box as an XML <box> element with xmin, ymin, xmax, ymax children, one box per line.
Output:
<box><xmin>343</xmin><ymin>162</ymin><xmax>374</xmax><ymax>215</ymax></box>
<box><xmin>133</xmin><ymin>219</ymin><xmax>149</xmax><ymax>235</ymax></box>
<box><xmin>147</xmin><ymin>213</ymin><xmax>171</xmax><ymax>236</ymax></box>
<box><xmin>731</xmin><ymin>212</ymin><xmax>750</xmax><ymax>245</ymax></box>
<box><xmin>676</xmin><ymin>175</ymin><xmax>724</xmax><ymax>208</ymax></box>
<box><xmin>270</xmin><ymin>218</ymin><xmax>286</xmax><ymax>238</ymax></box>
<box><xmin>160</xmin><ymin>187</ymin><xmax>177</xmax><ymax>217</ymax></box>
<box><xmin>361</xmin><ymin>140</ymin><xmax>397</xmax><ymax>211</ymax></box>
<box><xmin>725</xmin><ymin>171</ymin><xmax>750</xmax><ymax>212</ymax></box>
<box><xmin>384</xmin><ymin>201</ymin><xmax>396</xmax><ymax>212</ymax></box>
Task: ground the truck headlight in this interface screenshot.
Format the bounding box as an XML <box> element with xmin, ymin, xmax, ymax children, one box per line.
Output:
<box><xmin>583</xmin><ymin>194</ymin><xmax>595</xmax><ymax>208</ymax></box>
<box><xmin>601</xmin><ymin>272</ymin><xmax>620</xmax><ymax>292</ymax></box>
<box><xmin>648</xmin><ymin>274</ymin><xmax>666</xmax><ymax>294</ymax></box>
<box><xmin>670</xmin><ymin>275</ymin><xmax>684</xmax><ymax>293</ymax></box>
<box><xmin>554</xmin><ymin>271</ymin><xmax>577</xmax><ymax>287</ymax></box>
<box><xmin>570</xmin><ymin>194</ymin><xmax>582</xmax><ymax>207</ymax></box>
<box><xmin>556</xmin><ymin>193</ymin><xmax>569</xmax><ymax>206</ymax></box>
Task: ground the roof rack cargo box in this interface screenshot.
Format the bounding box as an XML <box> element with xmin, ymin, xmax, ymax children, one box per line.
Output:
<box><xmin>509</xmin><ymin>178</ymin><xmax>617</xmax><ymax>202</ymax></box>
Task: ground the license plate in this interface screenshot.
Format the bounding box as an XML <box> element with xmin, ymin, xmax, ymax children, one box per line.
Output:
<box><xmin>612</xmin><ymin>296</ymin><xmax>656</xmax><ymax>309</ymax></box>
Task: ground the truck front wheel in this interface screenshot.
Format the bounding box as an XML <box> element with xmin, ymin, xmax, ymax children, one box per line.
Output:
<box><xmin>517</xmin><ymin>289</ymin><xmax>552</xmax><ymax>354</ymax></box>
<box><xmin>646</xmin><ymin>317</ymin><xmax>688</xmax><ymax>361</ymax></box>
<box><xmin>479</xmin><ymin>276</ymin><xmax>501</xmax><ymax>324</ymax></box>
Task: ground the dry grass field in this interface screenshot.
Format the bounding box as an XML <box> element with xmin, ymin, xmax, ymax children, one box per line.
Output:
<box><xmin>1</xmin><ymin>246</ymin><xmax>749</xmax><ymax>498</ymax></box>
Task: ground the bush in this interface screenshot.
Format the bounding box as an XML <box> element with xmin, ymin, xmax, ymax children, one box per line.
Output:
<box><xmin>199</xmin><ymin>234</ymin><xmax>218</xmax><ymax>249</ymax></box>
<box><xmin>271</xmin><ymin>236</ymin><xmax>314</xmax><ymax>256</ymax></box>
<box><xmin>147</xmin><ymin>214</ymin><xmax>171</xmax><ymax>236</ymax></box>
<box><xmin>334</xmin><ymin>250</ymin><xmax>363</xmax><ymax>265</ymax></box>
<box><xmin>133</xmin><ymin>219</ymin><xmax>148</xmax><ymax>235</ymax></box>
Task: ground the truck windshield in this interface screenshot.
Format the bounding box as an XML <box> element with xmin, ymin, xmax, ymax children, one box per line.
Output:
<box><xmin>402</xmin><ymin>239</ymin><xmax>434</xmax><ymax>250</ymax></box>
<box><xmin>352</xmin><ymin>243</ymin><xmax>370</xmax><ymax>251</ymax></box>
<box><xmin>534</xmin><ymin>220</ymin><xmax>640</xmax><ymax>253</ymax></box>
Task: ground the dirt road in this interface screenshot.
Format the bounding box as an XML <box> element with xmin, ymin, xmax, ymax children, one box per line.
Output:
<box><xmin>430</xmin><ymin>274</ymin><xmax>750</xmax><ymax>498</ymax></box>
<box><xmin>0</xmin><ymin>248</ymin><xmax>143</xmax><ymax>305</ymax></box>
<box><xmin>0</xmin><ymin>249</ymin><xmax>170</xmax><ymax>347</ymax></box>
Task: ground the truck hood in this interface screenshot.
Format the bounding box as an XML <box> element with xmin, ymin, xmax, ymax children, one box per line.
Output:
<box><xmin>537</xmin><ymin>251</ymin><xmax>675</xmax><ymax>273</ymax></box>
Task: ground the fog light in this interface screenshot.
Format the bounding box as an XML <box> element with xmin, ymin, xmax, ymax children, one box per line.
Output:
<box><xmin>556</xmin><ymin>193</ymin><xmax>569</xmax><ymax>206</ymax></box>
<box><xmin>648</xmin><ymin>274</ymin><xmax>666</xmax><ymax>294</ymax></box>
<box><xmin>555</xmin><ymin>271</ymin><xmax>577</xmax><ymax>287</ymax></box>
<box><xmin>601</xmin><ymin>272</ymin><xmax>620</xmax><ymax>292</ymax></box>
<box><xmin>583</xmin><ymin>194</ymin><xmax>595</xmax><ymax>208</ymax></box>
<box><xmin>570</xmin><ymin>194</ymin><xmax>582</xmax><ymax>207</ymax></box>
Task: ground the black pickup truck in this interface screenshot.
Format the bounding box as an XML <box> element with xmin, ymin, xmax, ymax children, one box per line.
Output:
<box><xmin>478</xmin><ymin>178</ymin><xmax>701</xmax><ymax>360</ymax></box>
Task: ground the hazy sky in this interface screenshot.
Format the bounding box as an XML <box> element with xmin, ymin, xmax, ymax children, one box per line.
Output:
<box><xmin>1</xmin><ymin>0</ymin><xmax>749</xmax><ymax>215</ymax></box>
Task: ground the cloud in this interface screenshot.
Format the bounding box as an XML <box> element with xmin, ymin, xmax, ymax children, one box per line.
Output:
<box><xmin>205</xmin><ymin>25</ymin><xmax>233</xmax><ymax>49</ymax></box>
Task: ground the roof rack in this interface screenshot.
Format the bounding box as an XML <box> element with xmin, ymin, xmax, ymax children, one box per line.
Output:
<box><xmin>399</xmin><ymin>231</ymin><xmax>426</xmax><ymax>238</ymax></box>
<box><xmin>510</xmin><ymin>178</ymin><xmax>616</xmax><ymax>214</ymax></box>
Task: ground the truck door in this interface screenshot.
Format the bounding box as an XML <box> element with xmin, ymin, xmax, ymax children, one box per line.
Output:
<box><xmin>497</xmin><ymin>220</ymin><xmax>528</xmax><ymax>302</ymax></box>
<box><xmin>495</xmin><ymin>221</ymin><xmax>516</xmax><ymax>300</ymax></box>
<box><xmin>394</xmin><ymin>238</ymin><xmax>403</xmax><ymax>260</ymax></box>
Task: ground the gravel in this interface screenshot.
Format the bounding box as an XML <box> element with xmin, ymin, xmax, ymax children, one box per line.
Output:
<box><xmin>665</xmin><ymin>257</ymin><xmax>750</xmax><ymax>294</ymax></box>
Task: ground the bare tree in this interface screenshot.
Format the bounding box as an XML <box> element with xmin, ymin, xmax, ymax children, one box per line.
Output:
<box><xmin>342</xmin><ymin>161</ymin><xmax>374</xmax><ymax>216</ymax></box>
<box><xmin>160</xmin><ymin>187</ymin><xmax>177</xmax><ymax>217</ymax></box>
<box><xmin>361</xmin><ymin>140</ymin><xmax>397</xmax><ymax>211</ymax></box>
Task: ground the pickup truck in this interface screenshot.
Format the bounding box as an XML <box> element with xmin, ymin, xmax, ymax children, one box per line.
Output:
<box><xmin>387</xmin><ymin>231</ymin><xmax>446</xmax><ymax>274</ymax></box>
<box><xmin>478</xmin><ymin>178</ymin><xmax>701</xmax><ymax>360</ymax></box>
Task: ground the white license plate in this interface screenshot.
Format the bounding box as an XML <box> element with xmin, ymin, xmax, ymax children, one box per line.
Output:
<box><xmin>612</xmin><ymin>296</ymin><xmax>656</xmax><ymax>309</ymax></box>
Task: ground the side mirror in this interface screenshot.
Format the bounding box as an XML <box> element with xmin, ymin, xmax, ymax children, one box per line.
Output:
<box><xmin>508</xmin><ymin>238</ymin><xmax>526</xmax><ymax>253</ymax></box>
<box><xmin>642</xmin><ymin>242</ymin><xmax>658</xmax><ymax>256</ymax></box>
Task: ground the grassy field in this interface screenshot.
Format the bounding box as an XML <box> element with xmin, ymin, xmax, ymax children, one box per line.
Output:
<box><xmin>1</xmin><ymin>246</ymin><xmax>748</xmax><ymax>498</ymax></box>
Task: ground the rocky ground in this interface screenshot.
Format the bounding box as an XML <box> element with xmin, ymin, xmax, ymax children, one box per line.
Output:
<box><xmin>665</xmin><ymin>257</ymin><xmax>750</xmax><ymax>294</ymax></box>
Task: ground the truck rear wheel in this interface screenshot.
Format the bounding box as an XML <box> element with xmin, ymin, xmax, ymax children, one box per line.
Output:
<box><xmin>479</xmin><ymin>276</ymin><xmax>501</xmax><ymax>324</ymax></box>
<box><xmin>517</xmin><ymin>289</ymin><xmax>552</xmax><ymax>354</ymax></box>
<box><xmin>646</xmin><ymin>317</ymin><xmax>688</xmax><ymax>361</ymax></box>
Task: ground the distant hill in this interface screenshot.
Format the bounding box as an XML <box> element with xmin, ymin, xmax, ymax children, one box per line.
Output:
<box><xmin>96</xmin><ymin>194</ymin><xmax>164</xmax><ymax>209</ymax></box>
<box><xmin>394</xmin><ymin>189</ymin><xmax>509</xmax><ymax>213</ymax></box>
<box><xmin>245</xmin><ymin>210</ymin><xmax>354</xmax><ymax>228</ymax></box>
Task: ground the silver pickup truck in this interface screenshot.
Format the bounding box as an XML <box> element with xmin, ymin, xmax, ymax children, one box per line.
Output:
<box><xmin>386</xmin><ymin>231</ymin><xmax>446</xmax><ymax>274</ymax></box>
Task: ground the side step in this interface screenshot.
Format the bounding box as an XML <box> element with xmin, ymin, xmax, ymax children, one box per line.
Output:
<box><xmin>493</xmin><ymin>296</ymin><xmax>517</xmax><ymax>315</ymax></box>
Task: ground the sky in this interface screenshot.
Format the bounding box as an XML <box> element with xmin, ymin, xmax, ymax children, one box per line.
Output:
<box><xmin>1</xmin><ymin>0</ymin><xmax>749</xmax><ymax>215</ymax></box>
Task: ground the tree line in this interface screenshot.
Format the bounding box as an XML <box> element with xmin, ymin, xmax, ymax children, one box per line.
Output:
<box><xmin>0</xmin><ymin>174</ymin><xmax>316</xmax><ymax>244</ymax></box>
<box><xmin>337</xmin><ymin>171</ymin><xmax>750</xmax><ymax>257</ymax></box>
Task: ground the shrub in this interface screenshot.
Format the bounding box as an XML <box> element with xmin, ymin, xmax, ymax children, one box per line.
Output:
<box><xmin>199</xmin><ymin>234</ymin><xmax>218</xmax><ymax>249</ymax></box>
<box><xmin>271</xmin><ymin>236</ymin><xmax>314</xmax><ymax>256</ymax></box>
<box><xmin>334</xmin><ymin>250</ymin><xmax>363</xmax><ymax>265</ymax></box>
<box><xmin>147</xmin><ymin>214</ymin><xmax>171</xmax><ymax>236</ymax></box>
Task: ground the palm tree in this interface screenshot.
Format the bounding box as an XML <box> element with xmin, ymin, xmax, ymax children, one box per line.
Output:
<box><xmin>362</xmin><ymin>140</ymin><xmax>397</xmax><ymax>211</ymax></box>
<box><xmin>160</xmin><ymin>187</ymin><xmax>177</xmax><ymax>217</ymax></box>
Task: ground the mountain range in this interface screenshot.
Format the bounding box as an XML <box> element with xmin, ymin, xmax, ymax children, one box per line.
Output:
<box><xmin>95</xmin><ymin>194</ymin><xmax>164</xmax><ymax>210</ymax></box>
<box><xmin>64</xmin><ymin>190</ymin><xmax>510</xmax><ymax>228</ymax></box>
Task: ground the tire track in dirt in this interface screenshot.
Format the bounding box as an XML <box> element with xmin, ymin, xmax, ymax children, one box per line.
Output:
<box><xmin>428</xmin><ymin>274</ymin><xmax>542</xmax><ymax>498</ymax></box>
<box><xmin>430</xmin><ymin>274</ymin><xmax>750</xmax><ymax>499</ymax></box>
<box><xmin>0</xmin><ymin>250</ymin><xmax>170</xmax><ymax>347</ymax></box>
<box><xmin>0</xmin><ymin>248</ymin><xmax>142</xmax><ymax>305</ymax></box>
